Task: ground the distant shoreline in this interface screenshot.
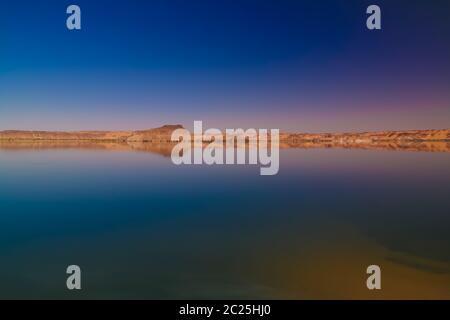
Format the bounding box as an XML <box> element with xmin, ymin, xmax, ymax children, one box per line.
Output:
<box><xmin>1</xmin><ymin>126</ymin><xmax>449</xmax><ymax>153</ymax></box>
<box><xmin>0</xmin><ymin>125</ymin><xmax>449</xmax><ymax>143</ymax></box>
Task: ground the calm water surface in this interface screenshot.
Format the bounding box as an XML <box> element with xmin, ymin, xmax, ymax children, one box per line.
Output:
<box><xmin>0</xmin><ymin>146</ymin><xmax>449</xmax><ymax>299</ymax></box>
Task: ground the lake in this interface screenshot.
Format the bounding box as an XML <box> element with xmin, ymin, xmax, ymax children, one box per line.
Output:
<box><xmin>0</xmin><ymin>143</ymin><xmax>449</xmax><ymax>299</ymax></box>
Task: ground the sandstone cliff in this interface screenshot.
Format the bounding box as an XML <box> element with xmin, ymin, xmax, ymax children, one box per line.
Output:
<box><xmin>1</xmin><ymin>126</ymin><xmax>449</xmax><ymax>153</ymax></box>
<box><xmin>0</xmin><ymin>130</ymin><xmax>132</xmax><ymax>141</ymax></box>
<box><xmin>0</xmin><ymin>125</ymin><xmax>184</xmax><ymax>143</ymax></box>
<box><xmin>279</xmin><ymin>129</ymin><xmax>450</xmax><ymax>144</ymax></box>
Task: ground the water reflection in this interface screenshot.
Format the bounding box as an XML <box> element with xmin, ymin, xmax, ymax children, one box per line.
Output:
<box><xmin>1</xmin><ymin>139</ymin><xmax>449</xmax><ymax>154</ymax></box>
<box><xmin>0</xmin><ymin>142</ymin><xmax>449</xmax><ymax>299</ymax></box>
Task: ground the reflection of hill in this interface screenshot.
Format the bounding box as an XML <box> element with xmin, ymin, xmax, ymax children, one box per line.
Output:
<box><xmin>126</xmin><ymin>142</ymin><xmax>175</xmax><ymax>157</ymax></box>
<box><xmin>1</xmin><ymin>139</ymin><xmax>449</xmax><ymax>154</ymax></box>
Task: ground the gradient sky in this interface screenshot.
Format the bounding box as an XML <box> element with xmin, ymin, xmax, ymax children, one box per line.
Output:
<box><xmin>0</xmin><ymin>0</ymin><xmax>449</xmax><ymax>132</ymax></box>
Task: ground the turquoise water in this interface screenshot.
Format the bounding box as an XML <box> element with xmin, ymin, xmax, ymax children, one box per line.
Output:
<box><xmin>0</xmin><ymin>146</ymin><xmax>449</xmax><ymax>299</ymax></box>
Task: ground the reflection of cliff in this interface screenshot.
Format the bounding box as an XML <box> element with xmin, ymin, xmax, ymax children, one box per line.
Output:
<box><xmin>0</xmin><ymin>140</ymin><xmax>176</xmax><ymax>157</ymax></box>
<box><xmin>1</xmin><ymin>126</ymin><xmax>449</xmax><ymax>153</ymax></box>
<box><xmin>279</xmin><ymin>141</ymin><xmax>450</xmax><ymax>153</ymax></box>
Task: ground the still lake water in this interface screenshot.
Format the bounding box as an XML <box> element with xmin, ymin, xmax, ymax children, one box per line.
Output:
<box><xmin>0</xmin><ymin>145</ymin><xmax>449</xmax><ymax>299</ymax></box>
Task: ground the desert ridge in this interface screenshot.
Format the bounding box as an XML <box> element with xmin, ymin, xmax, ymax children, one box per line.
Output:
<box><xmin>0</xmin><ymin>125</ymin><xmax>183</xmax><ymax>142</ymax></box>
<box><xmin>0</xmin><ymin>125</ymin><xmax>449</xmax><ymax>143</ymax></box>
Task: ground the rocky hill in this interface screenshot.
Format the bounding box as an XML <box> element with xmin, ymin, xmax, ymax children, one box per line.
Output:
<box><xmin>127</xmin><ymin>125</ymin><xmax>184</xmax><ymax>142</ymax></box>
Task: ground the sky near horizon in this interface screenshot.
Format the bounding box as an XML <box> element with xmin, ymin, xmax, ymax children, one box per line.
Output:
<box><xmin>0</xmin><ymin>0</ymin><xmax>449</xmax><ymax>132</ymax></box>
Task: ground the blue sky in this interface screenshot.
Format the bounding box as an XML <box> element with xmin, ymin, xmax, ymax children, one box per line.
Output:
<box><xmin>1</xmin><ymin>0</ymin><xmax>449</xmax><ymax>131</ymax></box>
